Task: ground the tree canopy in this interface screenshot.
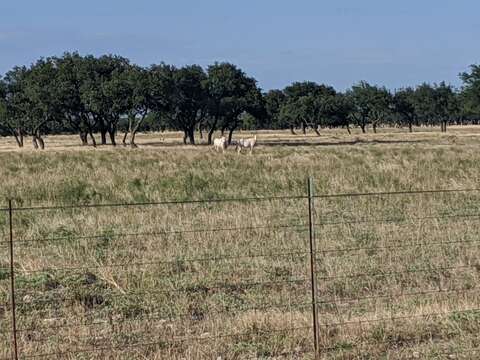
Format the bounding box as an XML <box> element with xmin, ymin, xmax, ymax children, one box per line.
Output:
<box><xmin>0</xmin><ymin>52</ymin><xmax>478</xmax><ymax>148</ymax></box>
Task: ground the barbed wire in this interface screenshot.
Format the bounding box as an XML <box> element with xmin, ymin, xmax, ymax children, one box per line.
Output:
<box><xmin>12</xmin><ymin>313</ymin><xmax>480</xmax><ymax>359</ymax></box>
<box><xmin>1</xmin><ymin>240</ymin><xmax>478</xmax><ymax>280</ymax></box>
<box><xmin>317</xmin><ymin>238</ymin><xmax>480</xmax><ymax>256</ymax></box>
<box><xmin>6</xmin><ymin>208</ymin><xmax>480</xmax><ymax>248</ymax></box>
<box><xmin>317</xmin><ymin>286</ymin><xmax>480</xmax><ymax>307</ymax></box>
<box><xmin>14</xmin><ymin>276</ymin><xmax>308</xmax><ymax>307</ymax></box>
<box><xmin>20</xmin><ymin>325</ymin><xmax>312</xmax><ymax>359</ymax></box>
<box><xmin>15</xmin><ymin>277</ymin><xmax>308</xmax><ymax>308</ymax></box>
<box><xmin>316</xmin><ymin>210</ymin><xmax>480</xmax><ymax>227</ymax></box>
<box><xmin>3</xmin><ymin>336</ymin><xmax>479</xmax><ymax>360</ymax></box>
<box><xmin>4</xmin><ymin>187</ymin><xmax>480</xmax><ymax>214</ymax></box>
<box><xmin>15</xmin><ymin>301</ymin><xmax>312</xmax><ymax>338</ymax></box>
<box><xmin>319</xmin><ymin>307</ymin><xmax>480</xmax><ymax>328</ymax></box>
<box><xmin>317</xmin><ymin>337</ymin><xmax>480</xmax><ymax>357</ymax></box>
<box><xmin>5</xmin><ymin>208</ymin><xmax>480</xmax><ymax>249</ymax></box>
<box><xmin>3</xmin><ymin>209</ymin><xmax>480</xmax><ymax>250</ymax></box>
<box><xmin>13</xmin><ymin>249</ymin><xmax>308</xmax><ymax>275</ymax></box>
<box><xmin>6</xmin><ymin>194</ymin><xmax>308</xmax><ymax>213</ymax></box>
<box><xmin>15</xmin><ymin>286</ymin><xmax>480</xmax><ymax>336</ymax></box>
<box><xmin>0</xmin><ymin>222</ymin><xmax>308</xmax><ymax>247</ymax></box>
<box><xmin>315</xmin><ymin>201</ymin><xmax>480</xmax><ymax>218</ymax></box>
<box><xmin>313</xmin><ymin>188</ymin><xmax>480</xmax><ymax>199</ymax></box>
<box><xmin>316</xmin><ymin>264</ymin><xmax>478</xmax><ymax>282</ymax></box>
<box><xmin>3</xmin><ymin>188</ymin><xmax>480</xmax><ymax>359</ymax></box>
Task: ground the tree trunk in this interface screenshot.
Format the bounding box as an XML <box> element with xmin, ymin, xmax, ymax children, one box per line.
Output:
<box><xmin>130</xmin><ymin>131</ymin><xmax>138</xmax><ymax>148</ymax></box>
<box><xmin>188</xmin><ymin>127</ymin><xmax>195</xmax><ymax>145</ymax></box>
<box><xmin>130</xmin><ymin>127</ymin><xmax>141</xmax><ymax>148</ymax></box>
<box><xmin>80</xmin><ymin>132</ymin><xmax>88</xmax><ymax>146</ymax></box>
<box><xmin>360</xmin><ymin>123</ymin><xmax>366</xmax><ymax>133</ymax></box>
<box><xmin>108</xmin><ymin>129</ymin><xmax>116</xmax><ymax>146</ymax></box>
<box><xmin>228</xmin><ymin>128</ymin><xmax>235</xmax><ymax>145</ymax></box>
<box><xmin>18</xmin><ymin>130</ymin><xmax>24</xmax><ymax>147</ymax></box>
<box><xmin>122</xmin><ymin>130</ymin><xmax>129</xmax><ymax>146</ymax></box>
<box><xmin>183</xmin><ymin>131</ymin><xmax>188</xmax><ymax>145</ymax></box>
<box><xmin>301</xmin><ymin>122</ymin><xmax>306</xmax><ymax>135</ymax></box>
<box><xmin>97</xmin><ymin>117</ymin><xmax>108</xmax><ymax>145</ymax></box>
<box><xmin>373</xmin><ymin>123</ymin><xmax>377</xmax><ymax>134</ymax></box>
<box><xmin>123</xmin><ymin>115</ymin><xmax>133</xmax><ymax>146</ymax></box>
<box><xmin>129</xmin><ymin>113</ymin><xmax>147</xmax><ymax>148</ymax></box>
<box><xmin>85</xmin><ymin>119</ymin><xmax>96</xmax><ymax>147</ymax></box>
<box><xmin>346</xmin><ymin>125</ymin><xmax>351</xmax><ymax>135</ymax></box>
<box><xmin>32</xmin><ymin>136</ymin><xmax>38</xmax><ymax>149</ymax></box>
<box><xmin>34</xmin><ymin>130</ymin><xmax>45</xmax><ymax>149</ymax></box>
<box><xmin>290</xmin><ymin>125</ymin><xmax>296</xmax><ymax>135</ymax></box>
<box><xmin>207</xmin><ymin>119</ymin><xmax>218</xmax><ymax>145</ymax></box>
<box><xmin>207</xmin><ymin>128</ymin><xmax>215</xmax><ymax>145</ymax></box>
<box><xmin>100</xmin><ymin>130</ymin><xmax>107</xmax><ymax>145</ymax></box>
<box><xmin>37</xmin><ymin>135</ymin><xmax>45</xmax><ymax>150</ymax></box>
<box><xmin>313</xmin><ymin>125</ymin><xmax>321</xmax><ymax>136</ymax></box>
<box><xmin>13</xmin><ymin>131</ymin><xmax>23</xmax><ymax>148</ymax></box>
<box><xmin>408</xmin><ymin>122</ymin><xmax>413</xmax><ymax>133</ymax></box>
<box><xmin>199</xmin><ymin>127</ymin><xmax>203</xmax><ymax>139</ymax></box>
<box><xmin>443</xmin><ymin>121</ymin><xmax>447</xmax><ymax>132</ymax></box>
<box><xmin>88</xmin><ymin>130</ymin><xmax>97</xmax><ymax>148</ymax></box>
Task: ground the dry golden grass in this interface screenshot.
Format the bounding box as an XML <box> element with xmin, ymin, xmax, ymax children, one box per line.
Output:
<box><xmin>1</xmin><ymin>127</ymin><xmax>480</xmax><ymax>359</ymax></box>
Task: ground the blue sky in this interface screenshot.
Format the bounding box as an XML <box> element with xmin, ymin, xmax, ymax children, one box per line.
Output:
<box><xmin>1</xmin><ymin>0</ymin><xmax>479</xmax><ymax>91</ymax></box>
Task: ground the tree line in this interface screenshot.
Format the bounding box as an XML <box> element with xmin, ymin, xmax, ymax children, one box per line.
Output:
<box><xmin>0</xmin><ymin>52</ymin><xmax>479</xmax><ymax>149</ymax></box>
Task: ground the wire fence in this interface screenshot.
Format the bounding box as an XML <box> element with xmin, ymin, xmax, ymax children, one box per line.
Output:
<box><xmin>2</xmin><ymin>179</ymin><xmax>480</xmax><ymax>359</ymax></box>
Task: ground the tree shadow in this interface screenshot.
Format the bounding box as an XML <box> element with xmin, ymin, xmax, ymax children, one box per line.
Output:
<box><xmin>41</xmin><ymin>137</ymin><xmax>430</xmax><ymax>150</ymax></box>
<box><xmin>261</xmin><ymin>138</ymin><xmax>429</xmax><ymax>147</ymax></box>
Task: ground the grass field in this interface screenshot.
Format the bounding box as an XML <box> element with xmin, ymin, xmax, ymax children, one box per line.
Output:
<box><xmin>1</xmin><ymin>127</ymin><xmax>480</xmax><ymax>359</ymax></box>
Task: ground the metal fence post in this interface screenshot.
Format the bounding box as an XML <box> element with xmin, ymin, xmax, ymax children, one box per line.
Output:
<box><xmin>307</xmin><ymin>178</ymin><xmax>320</xmax><ymax>357</ymax></box>
<box><xmin>8</xmin><ymin>200</ymin><xmax>18</xmax><ymax>360</ymax></box>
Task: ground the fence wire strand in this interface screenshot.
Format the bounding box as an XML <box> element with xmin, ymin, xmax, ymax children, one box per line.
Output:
<box><xmin>0</xmin><ymin>222</ymin><xmax>308</xmax><ymax>247</ymax></box>
<box><xmin>317</xmin><ymin>238</ymin><xmax>480</xmax><ymax>255</ymax></box>
<box><xmin>19</xmin><ymin>325</ymin><xmax>312</xmax><ymax>359</ymax></box>
<box><xmin>14</xmin><ymin>286</ymin><xmax>480</xmax><ymax>336</ymax></box>
<box><xmin>14</xmin><ymin>249</ymin><xmax>309</xmax><ymax>274</ymax></box>
<box><xmin>3</xmin><ymin>187</ymin><xmax>480</xmax><ymax>358</ymax></box>
<box><xmin>316</xmin><ymin>264</ymin><xmax>479</xmax><ymax>281</ymax></box>
<box><xmin>14</xmin><ymin>277</ymin><xmax>308</xmax><ymax>309</ymax></box>
<box><xmin>15</xmin><ymin>301</ymin><xmax>312</xmax><ymax>338</ymax></box>
<box><xmin>319</xmin><ymin>307</ymin><xmax>480</xmax><ymax>328</ymax></box>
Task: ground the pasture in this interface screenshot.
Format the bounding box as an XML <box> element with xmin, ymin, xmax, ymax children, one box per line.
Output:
<box><xmin>1</xmin><ymin>127</ymin><xmax>480</xmax><ymax>359</ymax></box>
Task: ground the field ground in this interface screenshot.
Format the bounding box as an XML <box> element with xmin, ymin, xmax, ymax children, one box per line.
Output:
<box><xmin>1</xmin><ymin>127</ymin><xmax>480</xmax><ymax>359</ymax></box>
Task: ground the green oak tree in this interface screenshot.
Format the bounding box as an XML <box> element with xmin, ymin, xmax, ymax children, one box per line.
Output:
<box><xmin>21</xmin><ymin>58</ymin><xmax>62</xmax><ymax>149</ymax></box>
<box><xmin>347</xmin><ymin>81</ymin><xmax>392</xmax><ymax>133</ymax></box>
<box><xmin>164</xmin><ymin>65</ymin><xmax>208</xmax><ymax>145</ymax></box>
<box><xmin>460</xmin><ymin>65</ymin><xmax>480</xmax><ymax>120</ymax></box>
<box><xmin>263</xmin><ymin>90</ymin><xmax>287</xmax><ymax>129</ymax></box>
<box><xmin>204</xmin><ymin>62</ymin><xmax>253</xmax><ymax>144</ymax></box>
<box><xmin>393</xmin><ymin>88</ymin><xmax>417</xmax><ymax>132</ymax></box>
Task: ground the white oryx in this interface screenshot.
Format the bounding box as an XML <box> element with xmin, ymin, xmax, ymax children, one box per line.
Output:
<box><xmin>213</xmin><ymin>136</ymin><xmax>227</xmax><ymax>152</ymax></box>
<box><xmin>236</xmin><ymin>135</ymin><xmax>257</xmax><ymax>154</ymax></box>
<box><xmin>232</xmin><ymin>139</ymin><xmax>244</xmax><ymax>153</ymax></box>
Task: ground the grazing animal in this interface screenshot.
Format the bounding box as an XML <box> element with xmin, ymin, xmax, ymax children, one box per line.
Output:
<box><xmin>237</xmin><ymin>135</ymin><xmax>257</xmax><ymax>154</ymax></box>
<box><xmin>213</xmin><ymin>137</ymin><xmax>227</xmax><ymax>152</ymax></box>
<box><xmin>231</xmin><ymin>139</ymin><xmax>244</xmax><ymax>152</ymax></box>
